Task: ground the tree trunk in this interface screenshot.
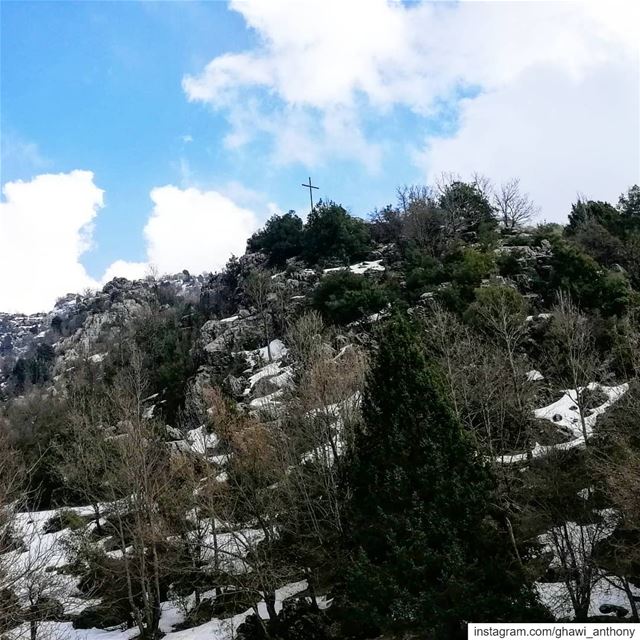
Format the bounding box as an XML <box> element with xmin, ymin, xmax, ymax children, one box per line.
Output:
<box><xmin>264</xmin><ymin>591</ymin><xmax>278</xmax><ymax>623</ymax></box>
<box><xmin>93</xmin><ymin>503</ymin><xmax>102</xmax><ymax>536</ymax></box>
<box><xmin>306</xmin><ymin>569</ymin><xmax>320</xmax><ymax>611</ymax></box>
<box><xmin>622</xmin><ymin>578</ymin><xmax>639</xmax><ymax>622</ymax></box>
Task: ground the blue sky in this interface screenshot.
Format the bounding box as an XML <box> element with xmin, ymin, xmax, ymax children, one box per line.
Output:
<box><xmin>1</xmin><ymin>0</ymin><xmax>638</xmax><ymax>312</ymax></box>
<box><xmin>3</xmin><ymin>1</ymin><xmax>261</xmax><ymax>276</ymax></box>
<box><xmin>1</xmin><ymin>1</ymin><xmax>428</xmax><ymax>280</ymax></box>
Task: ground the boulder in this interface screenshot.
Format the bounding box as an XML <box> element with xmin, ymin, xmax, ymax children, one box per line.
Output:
<box><xmin>599</xmin><ymin>604</ymin><xmax>629</xmax><ymax>618</ymax></box>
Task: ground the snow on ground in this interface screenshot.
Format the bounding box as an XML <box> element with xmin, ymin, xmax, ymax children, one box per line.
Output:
<box><xmin>306</xmin><ymin>392</ymin><xmax>361</xmax><ymax>424</ymax></box>
<box><xmin>535</xmin><ymin>510</ymin><xmax>640</xmax><ymax>620</ymax></box>
<box><xmin>244</xmin><ymin>361</ymin><xmax>294</xmax><ymax>398</ymax></box>
<box><xmin>239</xmin><ymin>340</ymin><xmax>294</xmax><ymax>409</ymax></box>
<box><xmin>526</xmin><ymin>369</ymin><xmax>544</xmax><ymax>382</ymax></box>
<box><xmin>301</xmin><ymin>439</ymin><xmax>344</xmax><ymax>466</ymax></box>
<box><xmin>269</xmin><ymin>367</ymin><xmax>293</xmax><ymax>388</ymax></box>
<box><xmin>3</xmin><ymin>506</ymin><xmax>103</xmax><ymax>614</ymax></box>
<box><xmin>323</xmin><ymin>259</ymin><xmax>385</xmax><ymax>275</ymax></box>
<box><xmin>5</xmin><ymin>577</ymin><xmax>310</xmax><ymax>640</ymax></box>
<box><xmin>538</xmin><ymin>510</ymin><xmax>618</xmax><ymax>571</ymax></box>
<box><xmin>497</xmin><ymin>383</ymin><xmax>628</xmax><ymax>464</ymax></box>
<box><xmin>169</xmin><ymin>425</ymin><xmax>219</xmax><ymax>456</ymax></box>
<box><xmin>258</xmin><ymin>339</ymin><xmax>287</xmax><ymax>362</ymax></box>
<box><xmin>3</xmin><ymin>503</ymin><xmax>310</xmax><ymax>640</ymax></box>
<box><xmin>299</xmin><ymin>392</ymin><xmax>361</xmax><ymax>465</ymax></box>
<box><xmin>249</xmin><ymin>390</ymin><xmax>284</xmax><ymax>409</ymax></box>
<box><xmin>247</xmin><ymin>362</ymin><xmax>281</xmax><ymax>388</ymax></box>
<box><xmin>241</xmin><ymin>339</ymin><xmax>288</xmax><ymax>370</ymax></box>
<box><xmin>537</xmin><ymin>577</ymin><xmax>640</xmax><ymax>620</ymax></box>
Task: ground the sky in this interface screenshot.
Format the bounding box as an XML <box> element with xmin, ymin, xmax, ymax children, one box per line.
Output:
<box><xmin>1</xmin><ymin>0</ymin><xmax>638</xmax><ymax>313</ymax></box>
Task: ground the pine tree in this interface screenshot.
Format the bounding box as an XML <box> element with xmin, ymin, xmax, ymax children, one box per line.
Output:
<box><xmin>339</xmin><ymin>316</ymin><xmax>545</xmax><ymax>639</ymax></box>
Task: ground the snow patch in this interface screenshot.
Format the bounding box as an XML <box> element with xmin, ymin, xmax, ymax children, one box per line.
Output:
<box><xmin>496</xmin><ymin>383</ymin><xmax>628</xmax><ymax>463</ymax></box>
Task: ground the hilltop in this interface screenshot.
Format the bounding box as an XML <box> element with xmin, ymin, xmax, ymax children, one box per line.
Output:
<box><xmin>1</xmin><ymin>182</ymin><xmax>640</xmax><ymax>640</ymax></box>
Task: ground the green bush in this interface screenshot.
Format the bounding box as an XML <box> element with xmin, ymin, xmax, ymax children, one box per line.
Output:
<box><xmin>302</xmin><ymin>201</ymin><xmax>372</xmax><ymax>265</ymax></box>
<box><xmin>43</xmin><ymin>509</ymin><xmax>88</xmax><ymax>534</ymax></box>
<box><xmin>546</xmin><ymin>239</ymin><xmax>630</xmax><ymax>315</ymax></box>
<box><xmin>467</xmin><ymin>284</ymin><xmax>528</xmax><ymax>332</ymax></box>
<box><xmin>444</xmin><ymin>248</ymin><xmax>496</xmax><ymax>287</ymax></box>
<box><xmin>127</xmin><ymin>305</ymin><xmax>202</xmax><ymax>424</ymax></box>
<box><xmin>404</xmin><ymin>251</ymin><xmax>443</xmax><ymax>298</ymax></box>
<box><xmin>438</xmin><ymin>180</ymin><xmax>497</xmax><ymax>234</ymax></box>
<box><xmin>73</xmin><ymin>604</ymin><xmax>129</xmax><ymax>630</ymax></box>
<box><xmin>313</xmin><ymin>271</ymin><xmax>390</xmax><ymax>324</ymax></box>
<box><xmin>247</xmin><ymin>211</ymin><xmax>304</xmax><ymax>266</ymax></box>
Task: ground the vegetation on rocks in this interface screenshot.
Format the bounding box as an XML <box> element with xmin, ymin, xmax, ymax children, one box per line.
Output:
<box><xmin>1</xmin><ymin>178</ymin><xmax>640</xmax><ymax>639</ymax></box>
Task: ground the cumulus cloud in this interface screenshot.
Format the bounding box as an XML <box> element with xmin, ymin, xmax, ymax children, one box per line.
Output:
<box><xmin>104</xmin><ymin>185</ymin><xmax>259</xmax><ymax>280</ymax></box>
<box><xmin>421</xmin><ymin>60</ymin><xmax>640</xmax><ymax>222</ymax></box>
<box><xmin>0</xmin><ymin>171</ymin><xmax>103</xmax><ymax>313</ymax></box>
<box><xmin>184</xmin><ymin>0</ymin><xmax>639</xmax><ymax>216</ymax></box>
<box><xmin>101</xmin><ymin>259</ymin><xmax>149</xmax><ymax>283</ymax></box>
<box><xmin>144</xmin><ymin>185</ymin><xmax>258</xmax><ymax>274</ymax></box>
<box><xmin>1</xmin><ymin>173</ymin><xmax>260</xmax><ymax>313</ymax></box>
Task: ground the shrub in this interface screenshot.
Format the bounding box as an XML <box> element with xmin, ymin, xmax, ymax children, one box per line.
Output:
<box><xmin>403</xmin><ymin>248</ymin><xmax>443</xmax><ymax>298</ymax></box>
<box><xmin>128</xmin><ymin>305</ymin><xmax>202</xmax><ymax>424</ymax></box>
<box><xmin>236</xmin><ymin>600</ymin><xmax>329</xmax><ymax>640</ymax></box>
<box><xmin>369</xmin><ymin>205</ymin><xmax>403</xmax><ymax>244</ymax></box>
<box><xmin>438</xmin><ymin>180</ymin><xmax>497</xmax><ymax>234</ymax></box>
<box><xmin>43</xmin><ymin>509</ymin><xmax>88</xmax><ymax>534</ymax></box>
<box><xmin>444</xmin><ymin>248</ymin><xmax>496</xmax><ymax>287</ymax></box>
<box><xmin>567</xmin><ymin>199</ymin><xmax>619</xmax><ymax>236</ymax></box>
<box><xmin>73</xmin><ymin>604</ymin><xmax>129</xmax><ymax>629</ymax></box>
<box><xmin>466</xmin><ymin>284</ymin><xmax>528</xmax><ymax>332</ymax></box>
<box><xmin>247</xmin><ymin>211</ymin><xmax>304</xmax><ymax>266</ymax></box>
<box><xmin>302</xmin><ymin>201</ymin><xmax>372</xmax><ymax>266</ymax></box>
<box><xmin>546</xmin><ymin>239</ymin><xmax>630</xmax><ymax>315</ymax></box>
<box><xmin>313</xmin><ymin>271</ymin><xmax>390</xmax><ymax>325</ymax></box>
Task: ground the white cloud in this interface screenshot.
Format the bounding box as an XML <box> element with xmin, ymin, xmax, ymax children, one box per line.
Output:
<box><xmin>0</xmin><ymin>171</ymin><xmax>103</xmax><ymax>313</ymax></box>
<box><xmin>1</xmin><ymin>173</ymin><xmax>260</xmax><ymax>313</ymax></box>
<box><xmin>421</xmin><ymin>59</ymin><xmax>640</xmax><ymax>222</ymax></box>
<box><xmin>184</xmin><ymin>0</ymin><xmax>639</xmax><ymax>214</ymax></box>
<box><xmin>184</xmin><ymin>1</ymin><xmax>635</xmax><ymax>122</ymax></box>
<box><xmin>101</xmin><ymin>259</ymin><xmax>149</xmax><ymax>283</ymax></box>
<box><xmin>145</xmin><ymin>185</ymin><xmax>259</xmax><ymax>274</ymax></box>
<box><xmin>106</xmin><ymin>185</ymin><xmax>260</xmax><ymax>280</ymax></box>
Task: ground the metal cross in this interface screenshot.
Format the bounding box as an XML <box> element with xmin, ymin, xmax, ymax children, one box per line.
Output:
<box><xmin>301</xmin><ymin>176</ymin><xmax>319</xmax><ymax>212</ymax></box>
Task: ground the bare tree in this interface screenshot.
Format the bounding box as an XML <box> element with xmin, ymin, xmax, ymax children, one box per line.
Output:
<box><xmin>0</xmin><ymin>420</ymin><xmax>26</xmax><ymax>633</ymax></box>
<box><xmin>470</xmin><ymin>284</ymin><xmax>531</xmax><ymax>414</ymax></box>
<box><xmin>396</xmin><ymin>184</ymin><xmax>446</xmax><ymax>256</ymax></box>
<box><xmin>245</xmin><ymin>269</ymin><xmax>274</xmax><ymax>362</ymax></box>
<box><xmin>591</xmin><ymin>385</ymin><xmax>640</xmax><ymax>621</ymax></box>
<box><xmin>548</xmin><ymin>292</ymin><xmax>605</xmax><ymax>446</ymax></box>
<box><xmin>285</xmin><ymin>311</ymin><xmax>325</xmax><ymax>368</ymax></box>
<box><xmin>62</xmin><ymin>348</ymin><xmax>180</xmax><ymax>640</ymax></box>
<box><xmin>541</xmin><ymin>513</ymin><xmax>613</xmax><ymax>621</ymax></box>
<box><xmin>280</xmin><ymin>318</ymin><xmax>368</xmax><ymax>596</ymax></box>
<box><xmin>0</xmin><ymin>423</ymin><xmax>69</xmax><ymax>640</ymax></box>
<box><xmin>494</xmin><ymin>178</ymin><xmax>539</xmax><ymax>230</ymax></box>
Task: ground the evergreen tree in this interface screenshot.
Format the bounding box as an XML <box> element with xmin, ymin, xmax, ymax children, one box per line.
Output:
<box><xmin>617</xmin><ymin>185</ymin><xmax>640</xmax><ymax>237</ymax></box>
<box><xmin>566</xmin><ymin>199</ymin><xmax>619</xmax><ymax>235</ymax></box>
<box><xmin>438</xmin><ymin>180</ymin><xmax>497</xmax><ymax>235</ymax></box>
<box><xmin>247</xmin><ymin>211</ymin><xmax>304</xmax><ymax>266</ymax></box>
<box><xmin>302</xmin><ymin>201</ymin><xmax>372</xmax><ymax>265</ymax></box>
<box><xmin>339</xmin><ymin>317</ymin><xmax>545</xmax><ymax>639</ymax></box>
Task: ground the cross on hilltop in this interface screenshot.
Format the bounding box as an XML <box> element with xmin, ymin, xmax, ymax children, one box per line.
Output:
<box><xmin>301</xmin><ymin>176</ymin><xmax>319</xmax><ymax>212</ymax></box>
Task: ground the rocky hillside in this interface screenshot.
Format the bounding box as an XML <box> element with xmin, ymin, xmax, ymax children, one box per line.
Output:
<box><xmin>2</xmin><ymin>186</ymin><xmax>640</xmax><ymax>640</ymax></box>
